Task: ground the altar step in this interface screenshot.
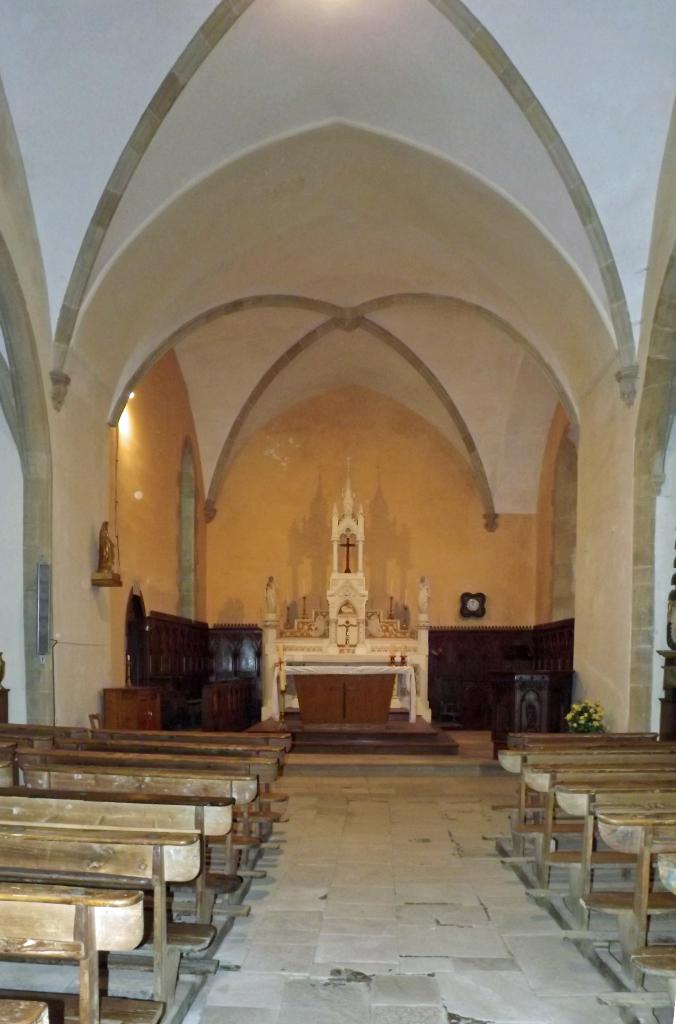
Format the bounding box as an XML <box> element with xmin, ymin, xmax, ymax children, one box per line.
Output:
<box><xmin>250</xmin><ymin>715</ymin><xmax>459</xmax><ymax>756</ymax></box>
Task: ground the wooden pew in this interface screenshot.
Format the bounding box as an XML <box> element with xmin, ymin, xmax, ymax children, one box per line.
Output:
<box><xmin>92</xmin><ymin>726</ymin><xmax>292</xmax><ymax>754</ymax></box>
<box><xmin>583</xmin><ymin>808</ymin><xmax>676</xmax><ymax>976</ymax></box>
<box><xmin>16</xmin><ymin>747</ymin><xmax>284</xmax><ymax>842</ymax></box>
<box><xmin>555</xmin><ymin>779</ymin><xmax>676</xmax><ymax>924</ymax></box>
<box><xmin>0</xmin><ymin>882</ymin><xmax>158</xmax><ymax>1024</ymax></box>
<box><xmin>502</xmin><ymin>745</ymin><xmax>676</xmax><ymax>861</ymax></box>
<box><xmin>631</xmin><ymin>854</ymin><xmax>676</xmax><ymax>994</ymax></box>
<box><xmin>0</xmin><ymin>786</ymin><xmax>234</xmax><ymax>924</ymax></box>
<box><xmin>18</xmin><ymin>760</ymin><xmax>262</xmax><ymax>880</ymax></box>
<box><xmin>52</xmin><ymin>737</ymin><xmax>289</xmax><ymax>817</ymax></box>
<box><xmin>523</xmin><ymin>759</ymin><xmax>676</xmax><ymax>884</ymax></box>
<box><xmin>0</xmin><ymin>1002</ymin><xmax>48</xmax><ymax>1024</ymax></box>
<box><xmin>0</xmin><ymin>822</ymin><xmax>203</xmax><ymax>1004</ymax></box>
<box><xmin>507</xmin><ymin>732</ymin><xmax>658</xmax><ymax>749</ymax></box>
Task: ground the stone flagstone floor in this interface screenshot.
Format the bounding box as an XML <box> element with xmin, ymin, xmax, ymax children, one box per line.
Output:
<box><xmin>191</xmin><ymin>772</ymin><xmax>636</xmax><ymax>1024</ymax></box>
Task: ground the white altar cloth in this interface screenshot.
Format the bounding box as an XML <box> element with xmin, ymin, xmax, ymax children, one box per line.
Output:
<box><xmin>274</xmin><ymin>662</ymin><xmax>416</xmax><ymax>722</ymax></box>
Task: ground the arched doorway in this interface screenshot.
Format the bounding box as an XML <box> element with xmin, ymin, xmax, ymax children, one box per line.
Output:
<box><xmin>125</xmin><ymin>589</ymin><xmax>146</xmax><ymax>686</ymax></box>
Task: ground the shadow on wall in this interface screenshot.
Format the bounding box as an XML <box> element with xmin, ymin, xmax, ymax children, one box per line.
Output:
<box><xmin>285</xmin><ymin>468</ymin><xmax>412</xmax><ymax>619</ymax></box>
<box><xmin>216</xmin><ymin>597</ymin><xmax>245</xmax><ymax>624</ymax></box>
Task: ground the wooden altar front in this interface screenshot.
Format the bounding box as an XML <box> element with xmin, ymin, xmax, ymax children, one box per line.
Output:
<box><xmin>294</xmin><ymin>673</ymin><xmax>396</xmax><ymax>725</ymax></box>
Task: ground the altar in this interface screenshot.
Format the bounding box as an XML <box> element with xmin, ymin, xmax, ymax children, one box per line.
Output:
<box><xmin>261</xmin><ymin>471</ymin><xmax>431</xmax><ymax>724</ymax></box>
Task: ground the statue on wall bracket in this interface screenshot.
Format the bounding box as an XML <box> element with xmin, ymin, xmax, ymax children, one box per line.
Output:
<box><xmin>91</xmin><ymin>520</ymin><xmax>122</xmax><ymax>587</ymax></box>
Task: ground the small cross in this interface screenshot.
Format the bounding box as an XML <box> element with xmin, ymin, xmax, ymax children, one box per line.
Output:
<box><xmin>340</xmin><ymin>534</ymin><xmax>356</xmax><ymax>573</ymax></box>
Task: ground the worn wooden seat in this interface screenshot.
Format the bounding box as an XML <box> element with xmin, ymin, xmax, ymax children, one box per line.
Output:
<box><xmin>507</xmin><ymin>748</ymin><xmax>676</xmax><ymax>876</ymax></box>
<box><xmin>17</xmin><ymin>747</ymin><xmax>279</xmax><ymax>787</ymax></box>
<box><xmin>554</xmin><ymin>779</ymin><xmax>676</xmax><ymax>923</ymax></box>
<box><xmin>19</xmin><ymin>760</ymin><xmax>261</xmax><ymax>882</ymax></box>
<box><xmin>507</xmin><ymin>732</ymin><xmax>658</xmax><ymax>750</ymax></box>
<box><xmin>91</xmin><ymin>726</ymin><xmax>292</xmax><ymax>753</ymax></box>
<box><xmin>0</xmin><ymin>821</ymin><xmax>203</xmax><ymax>1004</ymax></box>
<box><xmin>0</xmin><ymin>1001</ymin><xmax>48</xmax><ymax>1024</ymax></box>
<box><xmin>581</xmin><ymin>809</ymin><xmax>676</xmax><ymax>974</ymax></box>
<box><xmin>0</xmin><ymin>882</ymin><xmax>158</xmax><ymax>1024</ymax></box>
<box><xmin>0</xmin><ymin>786</ymin><xmax>234</xmax><ymax>924</ymax></box>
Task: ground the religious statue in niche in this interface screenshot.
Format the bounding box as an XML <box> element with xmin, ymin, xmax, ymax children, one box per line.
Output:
<box><xmin>336</xmin><ymin>601</ymin><xmax>358</xmax><ymax>648</ymax></box>
<box><xmin>418</xmin><ymin>575</ymin><xmax>431</xmax><ymax>615</ymax></box>
<box><xmin>91</xmin><ymin>521</ymin><xmax>122</xmax><ymax>587</ymax></box>
<box><xmin>265</xmin><ymin>576</ymin><xmax>278</xmax><ymax>618</ymax></box>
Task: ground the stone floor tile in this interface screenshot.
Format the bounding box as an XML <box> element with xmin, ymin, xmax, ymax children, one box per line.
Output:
<box><xmin>371</xmin><ymin>1008</ymin><xmax>445</xmax><ymax>1024</ymax></box>
<box><xmin>241</xmin><ymin>942</ymin><xmax>317</xmax><ymax>974</ymax></box>
<box><xmin>205</xmin><ymin>972</ymin><xmax>286</xmax><ymax>1008</ymax></box>
<box><xmin>201</xmin><ymin>1009</ymin><xmax>279</xmax><ymax>1024</ymax></box>
<box><xmin>396</xmin><ymin>924</ymin><xmax>509</xmax><ymax>958</ymax></box>
<box><xmin>320</xmin><ymin>916</ymin><xmax>396</xmax><ymax>936</ymax></box>
<box><xmin>504</xmin><ymin>934</ymin><xmax>616</xmax><ymax>995</ymax></box>
<box><xmin>327</xmin><ymin>884</ymin><xmax>395</xmax><ymax>904</ymax></box>
<box><xmin>370</xmin><ymin>974</ymin><xmax>441</xmax><ymax>1005</ymax></box>
<box><xmin>276</xmin><ymin>977</ymin><xmax>371</xmax><ymax>1024</ymax></box>
<box><xmin>315</xmin><ymin>933</ymin><xmax>399</xmax><ymax>963</ymax></box>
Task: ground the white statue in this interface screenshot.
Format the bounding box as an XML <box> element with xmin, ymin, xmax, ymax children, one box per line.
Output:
<box><xmin>265</xmin><ymin>576</ymin><xmax>277</xmax><ymax>616</ymax></box>
<box><xmin>417</xmin><ymin>575</ymin><xmax>431</xmax><ymax>615</ymax></box>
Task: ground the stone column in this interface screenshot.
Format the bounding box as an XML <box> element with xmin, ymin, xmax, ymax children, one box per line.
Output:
<box><xmin>417</xmin><ymin>614</ymin><xmax>431</xmax><ymax>722</ymax></box>
<box><xmin>261</xmin><ymin>615</ymin><xmax>278</xmax><ymax>721</ymax></box>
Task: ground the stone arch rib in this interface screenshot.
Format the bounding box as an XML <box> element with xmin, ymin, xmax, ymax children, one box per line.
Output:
<box><xmin>53</xmin><ymin>0</ymin><xmax>636</xmax><ymax>405</ymax></box>
<box><xmin>0</xmin><ymin>231</ymin><xmax>53</xmax><ymax>723</ymax></box>
<box><xmin>51</xmin><ymin>0</ymin><xmax>256</xmax><ymax>381</ymax></box>
<box><xmin>432</xmin><ymin>0</ymin><xmax>636</xmax><ymax>391</ymax></box>
<box><xmin>203</xmin><ymin>313</ymin><xmax>497</xmax><ymax>526</ymax></box>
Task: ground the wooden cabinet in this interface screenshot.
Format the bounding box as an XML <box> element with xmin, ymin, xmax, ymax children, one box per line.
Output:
<box><xmin>490</xmin><ymin>671</ymin><xmax>573</xmax><ymax>756</ymax></box>
<box><xmin>201</xmin><ymin>680</ymin><xmax>253</xmax><ymax>731</ymax></box>
<box><xmin>0</xmin><ymin>687</ymin><xmax>7</xmax><ymax>724</ymax></box>
<box><xmin>102</xmin><ymin>687</ymin><xmax>161</xmax><ymax>730</ymax></box>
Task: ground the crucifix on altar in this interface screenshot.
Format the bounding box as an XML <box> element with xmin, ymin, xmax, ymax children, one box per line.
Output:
<box><xmin>340</xmin><ymin>534</ymin><xmax>356</xmax><ymax>573</ymax></box>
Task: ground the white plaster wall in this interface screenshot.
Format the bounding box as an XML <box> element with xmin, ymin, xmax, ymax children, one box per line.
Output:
<box><xmin>0</xmin><ymin>403</ymin><xmax>25</xmax><ymax>721</ymax></box>
<box><xmin>0</xmin><ymin>0</ymin><xmax>218</xmax><ymax>326</ymax></box>
<box><xmin>466</xmin><ymin>0</ymin><xmax>676</xmax><ymax>332</ymax></box>
<box><xmin>652</xmin><ymin>417</ymin><xmax>676</xmax><ymax>729</ymax></box>
<box><xmin>574</xmin><ymin>369</ymin><xmax>635</xmax><ymax>729</ymax></box>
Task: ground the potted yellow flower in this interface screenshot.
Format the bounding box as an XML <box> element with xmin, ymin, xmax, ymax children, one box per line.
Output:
<box><xmin>564</xmin><ymin>700</ymin><xmax>605</xmax><ymax>733</ymax></box>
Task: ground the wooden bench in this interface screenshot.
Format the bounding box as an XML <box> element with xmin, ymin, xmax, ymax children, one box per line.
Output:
<box><xmin>507</xmin><ymin>732</ymin><xmax>658</xmax><ymax>750</ymax></box>
<box><xmin>52</xmin><ymin>738</ymin><xmax>289</xmax><ymax>811</ymax></box>
<box><xmin>0</xmin><ymin>786</ymin><xmax>234</xmax><ymax>925</ymax></box>
<box><xmin>503</xmin><ymin>745</ymin><xmax>676</xmax><ymax>863</ymax></box>
<box><xmin>522</xmin><ymin>758</ymin><xmax>676</xmax><ymax>885</ymax></box>
<box><xmin>0</xmin><ymin>881</ymin><xmax>159</xmax><ymax>1024</ymax></box>
<box><xmin>631</xmin><ymin>854</ymin><xmax>676</xmax><ymax>997</ymax></box>
<box><xmin>16</xmin><ymin>748</ymin><xmax>284</xmax><ymax>844</ymax></box>
<box><xmin>0</xmin><ymin>821</ymin><xmax>204</xmax><ymax>1004</ymax></box>
<box><xmin>0</xmin><ymin>1001</ymin><xmax>48</xmax><ymax>1024</ymax></box>
<box><xmin>555</xmin><ymin>779</ymin><xmax>676</xmax><ymax>924</ymax></box>
<box><xmin>92</xmin><ymin>726</ymin><xmax>292</xmax><ymax>754</ymax></box>
<box><xmin>18</xmin><ymin>760</ymin><xmax>263</xmax><ymax>878</ymax></box>
<box><xmin>582</xmin><ymin>809</ymin><xmax>676</xmax><ymax>977</ymax></box>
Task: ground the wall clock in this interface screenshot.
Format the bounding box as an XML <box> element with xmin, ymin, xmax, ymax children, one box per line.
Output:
<box><xmin>460</xmin><ymin>592</ymin><xmax>486</xmax><ymax>618</ymax></box>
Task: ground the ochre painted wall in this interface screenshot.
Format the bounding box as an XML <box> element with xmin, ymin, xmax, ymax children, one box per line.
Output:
<box><xmin>109</xmin><ymin>351</ymin><xmax>206</xmax><ymax>684</ymax></box>
<box><xmin>206</xmin><ymin>388</ymin><xmax>536</xmax><ymax>627</ymax></box>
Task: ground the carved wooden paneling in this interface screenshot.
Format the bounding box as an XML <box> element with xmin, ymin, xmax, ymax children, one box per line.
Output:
<box><xmin>210</xmin><ymin>624</ymin><xmax>262</xmax><ymax>725</ymax></box>
<box><xmin>429</xmin><ymin>620</ymin><xmax>574</xmax><ymax>729</ymax></box>
<box><xmin>201</xmin><ymin>680</ymin><xmax>253</xmax><ymax>732</ymax></box>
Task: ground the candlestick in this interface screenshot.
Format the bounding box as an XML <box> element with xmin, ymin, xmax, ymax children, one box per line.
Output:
<box><xmin>302</xmin><ymin>595</ymin><xmax>307</xmax><ymax>619</ymax></box>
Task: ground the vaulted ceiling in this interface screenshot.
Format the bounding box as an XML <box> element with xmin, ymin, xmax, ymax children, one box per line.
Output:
<box><xmin>1</xmin><ymin>0</ymin><xmax>673</xmax><ymax>518</ymax></box>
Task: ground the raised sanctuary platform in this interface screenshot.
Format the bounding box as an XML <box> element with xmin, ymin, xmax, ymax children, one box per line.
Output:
<box><xmin>248</xmin><ymin>712</ymin><xmax>458</xmax><ymax>756</ymax></box>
